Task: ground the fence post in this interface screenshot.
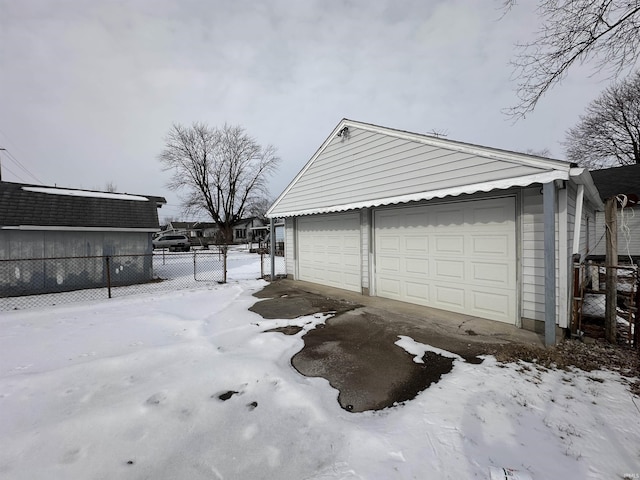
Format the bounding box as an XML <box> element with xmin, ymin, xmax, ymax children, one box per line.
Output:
<box><xmin>223</xmin><ymin>247</ymin><xmax>227</xmax><ymax>283</ymax></box>
<box><xmin>605</xmin><ymin>197</ymin><xmax>618</xmax><ymax>343</ymax></box>
<box><xmin>105</xmin><ymin>256</ymin><xmax>112</xmax><ymax>299</ymax></box>
<box><xmin>193</xmin><ymin>250</ymin><xmax>197</xmax><ymax>280</ymax></box>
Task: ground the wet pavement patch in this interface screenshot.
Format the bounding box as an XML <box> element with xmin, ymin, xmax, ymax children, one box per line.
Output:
<box><xmin>264</xmin><ymin>325</ymin><xmax>303</xmax><ymax>335</ymax></box>
<box><xmin>250</xmin><ymin>284</ymin><xmax>361</xmax><ymax>319</ymax></box>
<box><xmin>291</xmin><ymin>311</ymin><xmax>456</xmax><ymax>412</ymax></box>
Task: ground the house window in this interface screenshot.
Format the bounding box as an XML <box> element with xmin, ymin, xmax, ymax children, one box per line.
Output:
<box><xmin>235</xmin><ymin>229</ymin><xmax>246</xmax><ymax>239</ymax></box>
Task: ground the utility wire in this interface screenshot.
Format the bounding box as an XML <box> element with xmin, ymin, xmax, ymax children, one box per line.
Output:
<box><xmin>0</xmin><ymin>161</ymin><xmax>28</xmax><ymax>183</ymax></box>
<box><xmin>0</xmin><ymin>147</ymin><xmax>43</xmax><ymax>184</ymax></box>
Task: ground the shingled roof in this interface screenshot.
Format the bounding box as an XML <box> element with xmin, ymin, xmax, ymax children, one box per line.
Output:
<box><xmin>590</xmin><ymin>164</ymin><xmax>640</xmax><ymax>201</ymax></box>
<box><xmin>0</xmin><ymin>181</ymin><xmax>166</xmax><ymax>230</ymax></box>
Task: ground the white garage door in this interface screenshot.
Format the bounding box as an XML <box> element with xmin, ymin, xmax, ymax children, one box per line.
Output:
<box><xmin>297</xmin><ymin>213</ymin><xmax>361</xmax><ymax>292</ymax></box>
<box><xmin>374</xmin><ymin>197</ymin><xmax>516</xmax><ymax>323</ymax></box>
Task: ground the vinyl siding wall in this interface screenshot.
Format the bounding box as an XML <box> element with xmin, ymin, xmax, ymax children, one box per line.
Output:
<box><xmin>521</xmin><ymin>186</ymin><xmax>564</xmax><ymax>323</ymax></box>
<box><xmin>592</xmin><ymin>206</ymin><xmax>640</xmax><ymax>257</ymax></box>
<box><xmin>273</xmin><ymin>127</ymin><xmax>550</xmax><ymax>214</ymax></box>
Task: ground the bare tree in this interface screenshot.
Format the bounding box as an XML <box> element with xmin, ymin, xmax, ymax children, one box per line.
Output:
<box><xmin>159</xmin><ymin>123</ymin><xmax>280</xmax><ymax>243</ymax></box>
<box><xmin>246</xmin><ymin>196</ymin><xmax>272</xmax><ymax>222</ymax></box>
<box><xmin>162</xmin><ymin>216</ymin><xmax>177</xmax><ymax>226</ymax></box>
<box><xmin>104</xmin><ymin>181</ymin><xmax>118</xmax><ymax>192</ymax></box>
<box><xmin>503</xmin><ymin>0</ymin><xmax>640</xmax><ymax>118</ymax></box>
<box><xmin>564</xmin><ymin>71</ymin><xmax>640</xmax><ymax>169</ymax></box>
<box><xmin>525</xmin><ymin>147</ymin><xmax>552</xmax><ymax>157</ymax></box>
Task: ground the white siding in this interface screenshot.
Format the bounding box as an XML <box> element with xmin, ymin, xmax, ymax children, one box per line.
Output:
<box><xmin>272</xmin><ymin>127</ymin><xmax>551</xmax><ymax>214</ymax></box>
<box><xmin>521</xmin><ymin>187</ymin><xmax>544</xmax><ymax>321</ymax></box>
<box><xmin>593</xmin><ymin>206</ymin><xmax>640</xmax><ymax>257</ymax></box>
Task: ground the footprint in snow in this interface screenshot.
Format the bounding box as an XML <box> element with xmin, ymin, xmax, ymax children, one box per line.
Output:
<box><xmin>145</xmin><ymin>392</ymin><xmax>167</xmax><ymax>405</ymax></box>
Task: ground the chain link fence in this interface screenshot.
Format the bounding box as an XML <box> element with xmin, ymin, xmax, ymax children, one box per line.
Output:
<box><xmin>260</xmin><ymin>251</ymin><xmax>286</xmax><ymax>280</ymax></box>
<box><xmin>1</xmin><ymin>247</ymin><xmax>288</xmax><ymax>311</ymax></box>
<box><xmin>0</xmin><ymin>249</ymin><xmax>229</xmax><ymax>311</ymax></box>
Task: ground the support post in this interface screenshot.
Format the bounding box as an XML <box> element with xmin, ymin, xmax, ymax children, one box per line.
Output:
<box><xmin>269</xmin><ymin>219</ymin><xmax>276</xmax><ymax>281</ymax></box>
<box><xmin>105</xmin><ymin>256</ymin><xmax>112</xmax><ymax>299</ymax></box>
<box><xmin>543</xmin><ymin>182</ymin><xmax>557</xmax><ymax>346</ymax></box>
<box><xmin>605</xmin><ymin>197</ymin><xmax>618</xmax><ymax>343</ymax></box>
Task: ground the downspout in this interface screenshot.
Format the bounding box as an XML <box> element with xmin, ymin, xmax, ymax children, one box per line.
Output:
<box><xmin>572</xmin><ymin>184</ymin><xmax>585</xmax><ymax>255</ymax></box>
<box><xmin>543</xmin><ymin>181</ymin><xmax>557</xmax><ymax>346</ymax></box>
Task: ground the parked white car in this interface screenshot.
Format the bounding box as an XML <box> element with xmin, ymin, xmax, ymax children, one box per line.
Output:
<box><xmin>152</xmin><ymin>233</ymin><xmax>191</xmax><ymax>252</ymax></box>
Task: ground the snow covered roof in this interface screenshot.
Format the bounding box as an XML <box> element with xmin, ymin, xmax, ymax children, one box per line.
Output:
<box><xmin>268</xmin><ymin>119</ymin><xmax>596</xmax><ymax>218</ymax></box>
<box><xmin>0</xmin><ymin>181</ymin><xmax>167</xmax><ymax>231</ymax></box>
<box><xmin>22</xmin><ymin>186</ymin><xmax>149</xmax><ymax>201</ymax></box>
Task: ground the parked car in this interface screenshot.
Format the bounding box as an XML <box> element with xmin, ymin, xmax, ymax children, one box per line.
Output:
<box><xmin>152</xmin><ymin>233</ymin><xmax>191</xmax><ymax>252</ymax></box>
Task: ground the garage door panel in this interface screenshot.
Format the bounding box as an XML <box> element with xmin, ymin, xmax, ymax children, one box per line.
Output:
<box><xmin>375</xmin><ymin>197</ymin><xmax>516</xmax><ymax>323</ymax></box>
<box><xmin>378</xmin><ymin>277</ymin><xmax>401</xmax><ymax>296</ymax></box>
<box><xmin>434</xmin><ymin>259</ymin><xmax>464</xmax><ymax>279</ymax></box>
<box><xmin>405</xmin><ymin>236</ymin><xmax>429</xmax><ymax>253</ymax></box>
<box><xmin>406</xmin><ymin>282</ymin><xmax>429</xmax><ymax>302</ymax></box>
<box><xmin>470</xmin><ymin>262</ymin><xmax>511</xmax><ymax>286</ymax></box>
<box><xmin>434</xmin><ymin>236</ymin><xmax>464</xmax><ymax>254</ymax></box>
<box><xmin>471</xmin><ymin>290</ymin><xmax>512</xmax><ymax>321</ymax></box>
<box><xmin>379</xmin><ymin>236</ymin><xmax>400</xmax><ymax>252</ymax></box>
<box><xmin>404</xmin><ymin>258</ymin><xmax>428</xmax><ymax>275</ymax></box>
<box><xmin>297</xmin><ymin>214</ymin><xmax>361</xmax><ymax>293</ymax></box>
<box><xmin>434</xmin><ymin>284</ymin><xmax>465</xmax><ymax>309</ymax></box>
<box><xmin>470</xmin><ymin>235</ymin><xmax>510</xmax><ymax>256</ymax></box>
<box><xmin>378</xmin><ymin>255</ymin><xmax>401</xmax><ymax>273</ymax></box>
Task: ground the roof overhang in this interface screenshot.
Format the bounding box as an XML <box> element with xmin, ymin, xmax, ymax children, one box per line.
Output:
<box><xmin>569</xmin><ymin>167</ymin><xmax>605</xmax><ymax>210</ymax></box>
<box><xmin>268</xmin><ymin>170</ymin><xmax>571</xmax><ymax>218</ymax></box>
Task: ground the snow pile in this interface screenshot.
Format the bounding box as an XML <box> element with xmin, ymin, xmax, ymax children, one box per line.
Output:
<box><xmin>1</xmin><ymin>253</ymin><xmax>639</xmax><ymax>479</ymax></box>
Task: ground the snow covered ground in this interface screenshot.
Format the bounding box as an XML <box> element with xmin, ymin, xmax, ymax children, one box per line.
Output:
<box><xmin>1</xmin><ymin>252</ymin><xmax>639</xmax><ymax>479</ymax></box>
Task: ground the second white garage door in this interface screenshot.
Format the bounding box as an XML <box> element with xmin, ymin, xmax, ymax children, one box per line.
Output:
<box><xmin>297</xmin><ymin>213</ymin><xmax>361</xmax><ymax>292</ymax></box>
<box><xmin>374</xmin><ymin>197</ymin><xmax>516</xmax><ymax>323</ymax></box>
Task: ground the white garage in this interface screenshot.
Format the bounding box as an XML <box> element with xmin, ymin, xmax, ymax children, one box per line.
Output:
<box><xmin>374</xmin><ymin>197</ymin><xmax>516</xmax><ymax>323</ymax></box>
<box><xmin>268</xmin><ymin>119</ymin><xmax>603</xmax><ymax>335</ymax></box>
<box><xmin>297</xmin><ymin>213</ymin><xmax>361</xmax><ymax>292</ymax></box>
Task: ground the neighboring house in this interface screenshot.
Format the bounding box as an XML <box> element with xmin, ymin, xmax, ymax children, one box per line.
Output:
<box><xmin>589</xmin><ymin>164</ymin><xmax>640</xmax><ymax>260</ymax></box>
<box><xmin>233</xmin><ymin>217</ymin><xmax>267</xmax><ymax>243</ymax></box>
<box><xmin>164</xmin><ymin>219</ymin><xmax>266</xmax><ymax>245</ymax></box>
<box><xmin>165</xmin><ymin>221</ymin><xmax>219</xmax><ymax>245</ymax></box>
<box><xmin>0</xmin><ymin>181</ymin><xmax>166</xmax><ymax>295</ymax></box>
<box><xmin>267</xmin><ymin>119</ymin><xmax>603</xmax><ymax>335</ymax></box>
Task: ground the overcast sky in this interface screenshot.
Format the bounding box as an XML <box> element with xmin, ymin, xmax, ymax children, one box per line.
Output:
<box><xmin>0</xmin><ymin>0</ymin><xmax>611</xmax><ymax>221</ymax></box>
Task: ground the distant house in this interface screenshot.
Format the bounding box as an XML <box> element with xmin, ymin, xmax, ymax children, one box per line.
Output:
<box><xmin>164</xmin><ymin>221</ymin><xmax>219</xmax><ymax>246</ymax></box>
<box><xmin>590</xmin><ymin>164</ymin><xmax>640</xmax><ymax>260</ymax></box>
<box><xmin>233</xmin><ymin>217</ymin><xmax>266</xmax><ymax>243</ymax></box>
<box><xmin>164</xmin><ymin>218</ymin><xmax>267</xmax><ymax>245</ymax></box>
<box><xmin>0</xmin><ymin>181</ymin><xmax>166</xmax><ymax>296</ymax></box>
